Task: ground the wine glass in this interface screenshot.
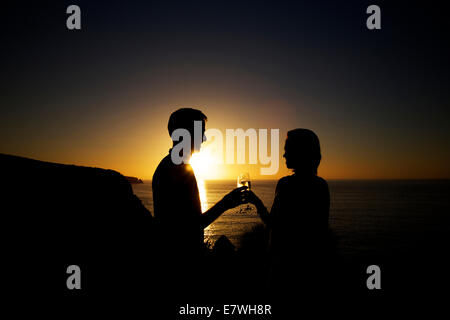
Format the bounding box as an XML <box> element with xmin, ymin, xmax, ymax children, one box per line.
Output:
<box><xmin>237</xmin><ymin>172</ymin><xmax>251</xmax><ymax>189</ymax></box>
<box><xmin>237</xmin><ymin>173</ymin><xmax>251</xmax><ymax>212</ymax></box>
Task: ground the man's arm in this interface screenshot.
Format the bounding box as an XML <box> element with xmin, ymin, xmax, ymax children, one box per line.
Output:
<box><xmin>199</xmin><ymin>200</ymin><xmax>227</xmax><ymax>229</ymax></box>
<box><xmin>199</xmin><ymin>187</ymin><xmax>248</xmax><ymax>229</ymax></box>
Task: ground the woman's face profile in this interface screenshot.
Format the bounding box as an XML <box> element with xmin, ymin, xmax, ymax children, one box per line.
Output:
<box><xmin>283</xmin><ymin>139</ymin><xmax>299</xmax><ymax>169</ymax></box>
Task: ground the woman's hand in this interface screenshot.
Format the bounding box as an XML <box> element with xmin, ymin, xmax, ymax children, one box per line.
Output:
<box><xmin>245</xmin><ymin>190</ymin><xmax>264</xmax><ymax>208</ymax></box>
<box><xmin>245</xmin><ymin>190</ymin><xmax>271</xmax><ymax>225</ymax></box>
<box><xmin>220</xmin><ymin>186</ymin><xmax>249</xmax><ymax>211</ymax></box>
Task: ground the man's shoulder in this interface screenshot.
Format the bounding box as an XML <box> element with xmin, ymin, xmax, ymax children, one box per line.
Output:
<box><xmin>153</xmin><ymin>155</ymin><xmax>169</xmax><ymax>178</ymax></box>
<box><xmin>152</xmin><ymin>155</ymin><xmax>195</xmax><ymax>186</ymax></box>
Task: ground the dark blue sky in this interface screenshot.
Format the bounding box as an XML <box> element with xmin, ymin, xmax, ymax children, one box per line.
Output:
<box><xmin>1</xmin><ymin>1</ymin><xmax>449</xmax><ymax>178</ymax></box>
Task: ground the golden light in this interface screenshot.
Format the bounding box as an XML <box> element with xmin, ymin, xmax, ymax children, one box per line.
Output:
<box><xmin>190</xmin><ymin>150</ymin><xmax>216</xmax><ymax>212</ymax></box>
<box><xmin>189</xmin><ymin>148</ymin><xmax>217</xmax><ymax>180</ymax></box>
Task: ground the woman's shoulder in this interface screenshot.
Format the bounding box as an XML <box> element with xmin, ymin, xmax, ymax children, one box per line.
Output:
<box><xmin>276</xmin><ymin>175</ymin><xmax>294</xmax><ymax>185</ymax></box>
<box><xmin>276</xmin><ymin>175</ymin><xmax>328</xmax><ymax>191</ymax></box>
<box><xmin>275</xmin><ymin>175</ymin><xmax>295</xmax><ymax>192</ymax></box>
<box><xmin>314</xmin><ymin>175</ymin><xmax>328</xmax><ymax>186</ymax></box>
<box><xmin>311</xmin><ymin>175</ymin><xmax>329</xmax><ymax>192</ymax></box>
<box><xmin>278</xmin><ymin>174</ymin><xmax>327</xmax><ymax>183</ymax></box>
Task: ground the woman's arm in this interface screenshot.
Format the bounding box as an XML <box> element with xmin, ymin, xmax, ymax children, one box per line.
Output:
<box><xmin>247</xmin><ymin>191</ymin><xmax>272</xmax><ymax>226</ymax></box>
<box><xmin>248</xmin><ymin>178</ymin><xmax>287</xmax><ymax>226</ymax></box>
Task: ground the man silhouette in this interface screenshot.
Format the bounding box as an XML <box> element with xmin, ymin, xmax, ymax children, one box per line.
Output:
<box><xmin>152</xmin><ymin>108</ymin><xmax>247</xmax><ymax>259</ymax></box>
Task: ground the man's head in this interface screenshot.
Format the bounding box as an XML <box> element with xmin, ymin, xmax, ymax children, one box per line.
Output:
<box><xmin>168</xmin><ymin>108</ymin><xmax>207</xmax><ymax>153</ymax></box>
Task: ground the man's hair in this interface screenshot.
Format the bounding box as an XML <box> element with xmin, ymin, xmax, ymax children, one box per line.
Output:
<box><xmin>168</xmin><ymin>108</ymin><xmax>207</xmax><ymax>136</ymax></box>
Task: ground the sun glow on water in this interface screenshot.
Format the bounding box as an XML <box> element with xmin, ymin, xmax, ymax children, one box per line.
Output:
<box><xmin>196</xmin><ymin>178</ymin><xmax>208</xmax><ymax>213</ymax></box>
<box><xmin>190</xmin><ymin>151</ymin><xmax>214</xmax><ymax>212</ymax></box>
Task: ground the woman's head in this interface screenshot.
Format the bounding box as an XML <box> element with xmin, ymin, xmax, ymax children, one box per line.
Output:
<box><xmin>284</xmin><ymin>129</ymin><xmax>321</xmax><ymax>175</ymax></box>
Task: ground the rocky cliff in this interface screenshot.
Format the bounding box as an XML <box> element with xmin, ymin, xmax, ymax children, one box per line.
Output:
<box><xmin>1</xmin><ymin>153</ymin><xmax>156</xmax><ymax>296</ymax></box>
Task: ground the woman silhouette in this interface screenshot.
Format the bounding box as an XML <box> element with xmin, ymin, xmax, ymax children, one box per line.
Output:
<box><xmin>247</xmin><ymin>128</ymin><xmax>331</xmax><ymax>290</ymax></box>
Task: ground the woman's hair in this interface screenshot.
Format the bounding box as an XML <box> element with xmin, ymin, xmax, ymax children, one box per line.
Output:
<box><xmin>286</xmin><ymin>128</ymin><xmax>321</xmax><ymax>175</ymax></box>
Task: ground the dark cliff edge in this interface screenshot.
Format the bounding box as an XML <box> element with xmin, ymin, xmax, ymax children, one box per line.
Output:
<box><xmin>1</xmin><ymin>153</ymin><xmax>158</xmax><ymax>298</ymax></box>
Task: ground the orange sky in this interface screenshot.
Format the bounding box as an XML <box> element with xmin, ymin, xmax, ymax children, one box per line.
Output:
<box><xmin>3</xmin><ymin>100</ymin><xmax>449</xmax><ymax>180</ymax></box>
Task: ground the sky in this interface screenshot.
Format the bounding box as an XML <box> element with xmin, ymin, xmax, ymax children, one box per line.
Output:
<box><xmin>1</xmin><ymin>1</ymin><xmax>449</xmax><ymax>180</ymax></box>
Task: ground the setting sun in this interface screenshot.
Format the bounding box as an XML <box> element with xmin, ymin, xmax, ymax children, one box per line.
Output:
<box><xmin>189</xmin><ymin>148</ymin><xmax>220</xmax><ymax>180</ymax></box>
<box><xmin>190</xmin><ymin>151</ymin><xmax>210</xmax><ymax>180</ymax></box>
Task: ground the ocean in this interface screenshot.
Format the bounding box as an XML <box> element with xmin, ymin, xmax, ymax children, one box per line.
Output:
<box><xmin>132</xmin><ymin>179</ymin><xmax>450</xmax><ymax>258</ymax></box>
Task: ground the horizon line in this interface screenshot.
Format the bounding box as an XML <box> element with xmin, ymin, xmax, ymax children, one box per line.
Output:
<box><xmin>137</xmin><ymin>177</ymin><xmax>450</xmax><ymax>181</ymax></box>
